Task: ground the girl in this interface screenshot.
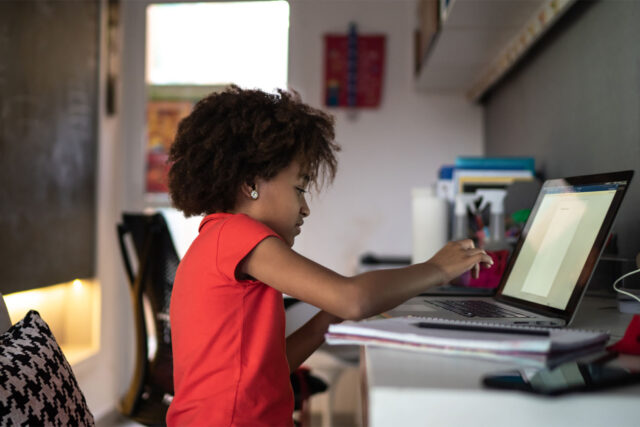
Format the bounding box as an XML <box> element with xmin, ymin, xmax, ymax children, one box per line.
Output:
<box><xmin>166</xmin><ymin>86</ymin><xmax>492</xmax><ymax>426</ymax></box>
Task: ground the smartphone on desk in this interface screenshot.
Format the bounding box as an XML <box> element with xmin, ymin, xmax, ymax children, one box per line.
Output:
<box><xmin>482</xmin><ymin>353</ymin><xmax>640</xmax><ymax>396</ymax></box>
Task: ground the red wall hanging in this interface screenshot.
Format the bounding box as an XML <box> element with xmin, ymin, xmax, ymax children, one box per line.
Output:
<box><xmin>324</xmin><ymin>23</ymin><xmax>385</xmax><ymax>108</ymax></box>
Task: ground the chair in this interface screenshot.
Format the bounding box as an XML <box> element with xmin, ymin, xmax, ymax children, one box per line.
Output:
<box><xmin>117</xmin><ymin>213</ymin><xmax>178</xmax><ymax>426</ymax></box>
<box><xmin>291</xmin><ymin>366</ymin><xmax>327</xmax><ymax>427</ymax></box>
<box><xmin>117</xmin><ymin>212</ymin><xmax>327</xmax><ymax>426</ymax></box>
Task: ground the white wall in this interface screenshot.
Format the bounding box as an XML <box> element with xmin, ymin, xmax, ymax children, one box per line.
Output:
<box><xmin>288</xmin><ymin>0</ymin><xmax>483</xmax><ymax>274</ymax></box>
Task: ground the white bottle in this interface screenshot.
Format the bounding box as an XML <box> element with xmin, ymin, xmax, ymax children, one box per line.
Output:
<box><xmin>411</xmin><ymin>186</ymin><xmax>448</xmax><ymax>264</ymax></box>
<box><xmin>475</xmin><ymin>188</ymin><xmax>508</xmax><ymax>250</ymax></box>
<box><xmin>453</xmin><ymin>193</ymin><xmax>476</xmax><ymax>240</ymax></box>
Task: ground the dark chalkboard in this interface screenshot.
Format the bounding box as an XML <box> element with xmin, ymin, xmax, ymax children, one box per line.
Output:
<box><xmin>0</xmin><ymin>0</ymin><xmax>99</xmax><ymax>293</ymax></box>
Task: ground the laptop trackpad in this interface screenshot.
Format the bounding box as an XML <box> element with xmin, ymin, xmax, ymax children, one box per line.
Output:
<box><xmin>387</xmin><ymin>297</ymin><xmax>438</xmax><ymax>317</ymax></box>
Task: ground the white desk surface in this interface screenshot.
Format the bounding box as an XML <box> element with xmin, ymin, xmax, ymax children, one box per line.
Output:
<box><xmin>362</xmin><ymin>296</ymin><xmax>640</xmax><ymax>427</ymax></box>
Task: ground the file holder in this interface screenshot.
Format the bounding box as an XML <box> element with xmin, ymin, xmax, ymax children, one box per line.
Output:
<box><xmin>607</xmin><ymin>315</ymin><xmax>640</xmax><ymax>355</ymax></box>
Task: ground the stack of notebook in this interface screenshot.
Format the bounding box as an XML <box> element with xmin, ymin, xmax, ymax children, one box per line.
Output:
<box><xmin>326</xmin><ymin>316</ymin><xmax>609</xmax><ymax>367</ymax></box>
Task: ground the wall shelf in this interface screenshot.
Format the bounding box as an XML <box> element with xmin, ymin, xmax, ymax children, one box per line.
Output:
<box><xmin>416</xmin><ymin>0</ymin><xmax>576</xmax><ymax>101</ymax></box>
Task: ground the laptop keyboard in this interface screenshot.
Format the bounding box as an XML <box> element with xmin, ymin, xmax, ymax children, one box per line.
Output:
<box><xmin>425</xmin><ymin>299</ymin><xmax>534</xmax><ymax>318</ymax></box>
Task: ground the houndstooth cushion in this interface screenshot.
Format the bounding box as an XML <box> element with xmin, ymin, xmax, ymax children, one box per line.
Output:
<box><xmin>0</xmin><ymin>310</ymin><xmax>95</xmax><ymax>426</ymax></box>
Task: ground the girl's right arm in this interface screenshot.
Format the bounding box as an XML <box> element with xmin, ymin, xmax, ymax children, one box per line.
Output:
<box><xmin>241</xmin><ymin>237</ymin><xmax>493</xmax><ymax>321</ymax></box>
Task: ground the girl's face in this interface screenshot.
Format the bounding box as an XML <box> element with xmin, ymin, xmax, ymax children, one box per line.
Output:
<box><xmin>251</xmin><ymin>160</ymin><xmax>310</xmax><ymax>247</ymax></box>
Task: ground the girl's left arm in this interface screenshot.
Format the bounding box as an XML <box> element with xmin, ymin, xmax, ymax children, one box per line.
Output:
<box><xmin>285</xmin><ymin>310</ymin><xmax>342</xmax><ymax>372</ymax></box>
<box><xmin>241</xmin><ymin>236</ymin><xmax>491</xmax><ymax>320</ymax></box>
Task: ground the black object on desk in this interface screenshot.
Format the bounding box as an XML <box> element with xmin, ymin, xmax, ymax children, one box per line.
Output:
<box><xmin>414</xmin><ymin>321</ymin><xmax>550</xmax><ymax>336</ymax></box>
<box><xmin>482</xmin><ymin>354</ymin><xmax>640</xmax><ymax>395</ymax></box>
<box><xmin>359</xmin><ymin>253</ymin><xmax>411</xmax><ymax>267</ymax></box>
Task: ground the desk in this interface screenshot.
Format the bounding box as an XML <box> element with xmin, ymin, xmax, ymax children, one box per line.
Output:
<box><xmin>361</xmin><ymin>296</ymin><xmax>640</xmax><ymax>427</ymax></box>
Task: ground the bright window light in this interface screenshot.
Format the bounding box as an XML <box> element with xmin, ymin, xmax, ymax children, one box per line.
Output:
<box><xmin>146</xmin><ymin>1</ymin><xmax>289</xmax><ymax>92</ymax></box>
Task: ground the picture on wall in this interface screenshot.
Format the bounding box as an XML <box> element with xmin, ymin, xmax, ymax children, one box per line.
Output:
<box><xmin>324</xmin><ymin>28</ymin><xmax>385</xmax><ymax>108</ymax></box>
<box><xmin>145</xmin><ymin>100</ymin><xmax>193</xmax><ymax>193</ymax></box>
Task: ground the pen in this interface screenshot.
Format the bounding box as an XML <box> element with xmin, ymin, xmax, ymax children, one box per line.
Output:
<box><xmin>413</xmin><ymin>322</ymin><xmax>550</xmax><ymax>337</ymax></box>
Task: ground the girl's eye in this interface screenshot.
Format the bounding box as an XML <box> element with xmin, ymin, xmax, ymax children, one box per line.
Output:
<box><xmin>295</xmin><ymin>187</ymin><xmax>307</xmax><ymax>194</ymax></box>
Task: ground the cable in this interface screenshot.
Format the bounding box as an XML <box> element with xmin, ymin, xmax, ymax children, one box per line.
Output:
<box><xmin>612</xmin><ymin>267</ymin><xmax>640</xmax><ymax>304</ymax></box>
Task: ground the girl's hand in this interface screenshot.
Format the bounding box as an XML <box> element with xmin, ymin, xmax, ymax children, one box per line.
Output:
<box><xmin>425</xmin><ymin>239</ymin><xmax>494</xmax><ymax>283</ymax></box>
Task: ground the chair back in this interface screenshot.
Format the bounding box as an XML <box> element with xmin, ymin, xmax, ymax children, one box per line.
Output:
<box><xmin>117</xmin><ymin>212</ymin><xmax>180</xmax><ymax>424</ymax></box>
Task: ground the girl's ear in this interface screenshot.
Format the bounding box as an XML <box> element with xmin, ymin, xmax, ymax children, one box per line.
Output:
<box><xmin>241</xmin><ymin>181</ymin><xmax>258</xmax><ymax>200</ymax></box>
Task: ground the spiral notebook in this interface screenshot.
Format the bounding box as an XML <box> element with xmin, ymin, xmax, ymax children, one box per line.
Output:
<box><xmin>326</xmin><ymin>316</ymin><xmax>609</xmax><ymax>367</ymax></box>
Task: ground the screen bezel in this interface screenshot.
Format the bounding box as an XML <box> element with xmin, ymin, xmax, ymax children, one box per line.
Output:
<box><xmin>494</xmin><ymin>170</ymin><xmax>634</xmax><ymax>324</ymax></box>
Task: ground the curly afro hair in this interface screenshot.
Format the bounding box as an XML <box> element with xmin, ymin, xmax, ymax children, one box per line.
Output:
<box><xmin>168</xmin><ymin>85</ymin><xmax>340</xmax><ymax>217</ymax></box>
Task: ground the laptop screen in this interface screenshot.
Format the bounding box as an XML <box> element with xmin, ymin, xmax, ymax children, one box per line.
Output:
<box><xmin>496</xmin><ymin>171</ymin><xmax>632</xmax><ymax>319</ymax></box>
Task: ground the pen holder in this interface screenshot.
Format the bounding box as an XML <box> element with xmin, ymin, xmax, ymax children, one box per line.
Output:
<box><xmin>464</xmin><ymin>250</ymin><xmax>509</xmax><ymax>288</ymax></box>
<box><xmin>607</xmin><ymin>315</ymin><xmax>640</xmax><ymax>355</ymax></box>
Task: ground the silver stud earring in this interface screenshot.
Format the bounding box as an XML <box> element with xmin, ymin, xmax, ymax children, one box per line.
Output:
<box><xmin>250</xmin><ymin>190</ymin><xmax>259</xmax><ymax>200</ymax></box>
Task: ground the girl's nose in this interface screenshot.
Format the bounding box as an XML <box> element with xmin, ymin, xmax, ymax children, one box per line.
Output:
<box><xmin>300</xmin><ymin>197</ymin><xmax>310</xmax><ymax>217</ymax></box>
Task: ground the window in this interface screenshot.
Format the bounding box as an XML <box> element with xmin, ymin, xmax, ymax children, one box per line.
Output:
<box><xmin>144</xmin><ymin>1</ymin><xmax>290</xmax><ymax>196</ymax></box>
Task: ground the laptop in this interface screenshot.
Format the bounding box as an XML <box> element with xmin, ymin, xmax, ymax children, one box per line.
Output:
<box><xmin>390</xmin><ymin>170</ymin><xmax>634</xmax><ymax>327</ymax></box>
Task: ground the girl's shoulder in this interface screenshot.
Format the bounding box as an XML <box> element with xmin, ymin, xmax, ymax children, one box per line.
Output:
<box><xmin>199</xmin><ymin>212</ymin><xmax>279</xmax><ymax>243</ymax></box>
<box><xmin>192</xmin><ymin>213</ymin><xmax>283</xmax><ymax>282</ymax></box>
<box><xmin>199</xmin><ymin>212</ymin><xmax>264</xmax><ymax>232</ymax></box>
